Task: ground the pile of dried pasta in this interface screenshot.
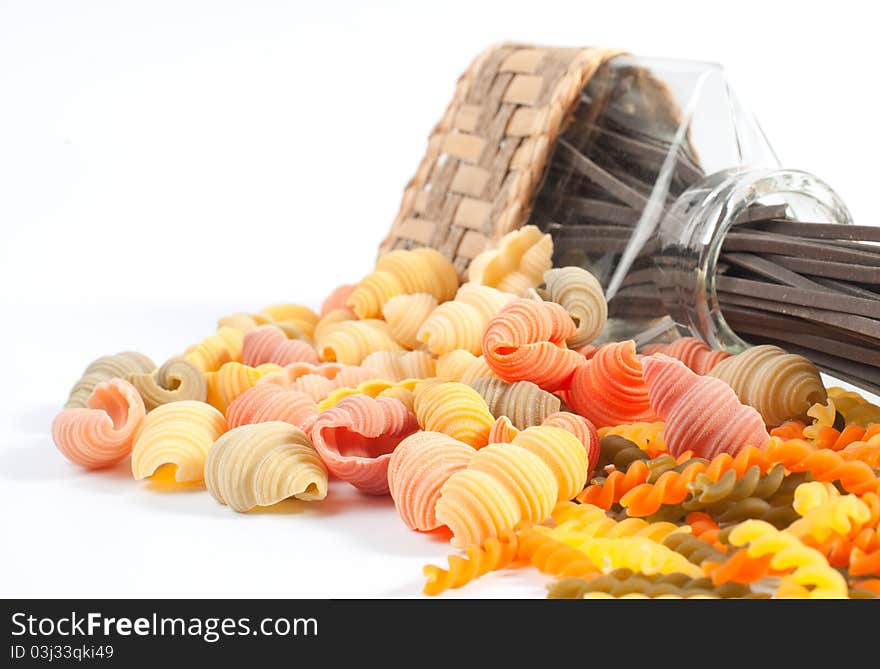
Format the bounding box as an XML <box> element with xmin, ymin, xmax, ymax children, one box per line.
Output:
<box><xmin>52</xmin><ymin>226</ymin><xmax>880</xmax><ymax>599</ymax></box>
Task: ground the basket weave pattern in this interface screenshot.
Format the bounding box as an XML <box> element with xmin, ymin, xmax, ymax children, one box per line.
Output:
<box><xmin>379</xmin><ymin>43</ymin><xmax>623</xmax><ymax>276</ymax></box>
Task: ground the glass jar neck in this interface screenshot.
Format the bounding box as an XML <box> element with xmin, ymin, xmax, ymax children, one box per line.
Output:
<box><xmin>655</xmin><ymin>167</ymin><xmax>853</xmax><ymax>352</ymax></box>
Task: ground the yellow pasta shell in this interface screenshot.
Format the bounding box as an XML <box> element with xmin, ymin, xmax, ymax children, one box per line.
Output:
<box><xmin>413</xmin><ymin>380</ymin><xmax>495</xmax><ymax>448</ymax></box>
<box><xmin>131</xmin><ymin>400</ymin><xmax>228</xmax><ymax>483</ymax></box>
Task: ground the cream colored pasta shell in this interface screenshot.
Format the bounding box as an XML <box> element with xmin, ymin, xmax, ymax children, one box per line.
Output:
<box><xmin>708</xmin><ymin>345</ymin><xmax>827</xmax><ymax>426</ymax></box>
<box><xmin>361</xmin><ymin>350</ymin><xmax>436</xmax><ymax>381</ymax></box>
<box><xmin>128</xmin><ymin>357</ymin><xmax>207</xmax><ymax>411</ymax></box>
<box><xmin>469</xmin><ymin>377</ymin><xmax>561</xmax><ymax>430</ymax></box>
<box><xmin>539</xmin><ymin>266</ymin><xmax>607</xmax><ymax>348</ymax></box>
<box><xmin>468</xmin><ymin>225</ymin><xmax>553</xmax><ymax>295</ymax></box>
<box><xmin>317</xmin><ymin>319</ymin><xmax>403</xmax><ymax>365</ymax></box>
<box><xmin>66</xmin><ymin>351</ymin><xmax>156</xmax><ymax>408</ymax></box>
<box><xmin>131</xmin><ymin>400</ymin><xmax>228</xmax><ymax>482</ymax></box>
<box><xmin>435</xmin><ymin>349</ymin><xmax>495</xmax><ymax>384</ymax></box>
<box><xmin>347</xmin><ymin>247</ymin><xmax>459</xmax><ymax>319</ymax></box>
<box><xmin>417</xmin><ymin>283</ymin><xmax>515</xmax><ymax>356</ymax></box>
<box><xmin>382</xmin><ymin>293</ymin><xmax>438</xmax><ymax>349</ymax></box>
<box><xmin>205</xmin><ymin>422</ymin><xmax>328</xmax><ymax>512</ymax></box>
<box><xmin>313</xmin><ymin>308</ymin><xmax>356</xmax><ymax>342</ymax></box>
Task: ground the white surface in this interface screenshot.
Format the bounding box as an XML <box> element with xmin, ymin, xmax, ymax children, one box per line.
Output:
<box><xmin>0</xmin><ymin>302</ymin><xmax>548</xmax><ymax>598</ymax></box>
<box><xmin>1</xmin><ymin>1</ymin><xmax>879</xmax><ymax>598</ymax></box>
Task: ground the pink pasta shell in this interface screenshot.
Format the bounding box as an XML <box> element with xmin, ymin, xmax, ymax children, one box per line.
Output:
<box><xmin>641</xmin><ymin>354</ymin><xmax>770</xmax><ymax>459</ymax></box>
<box><xmin>226</xmin><ymin>384</ymin><xmax>318</xmax><ymax>430</ymax></box>
<box><xmin>321</xmin><ymin>283</ymin><xmax>356</xmax><ymax>316</ymax></box>
<box><xmin>488</xmin><ymin>416</ymin><xmax>519</xmax><ymax>444</ymax></box>
<box><xmin>310</xmin><ymin>394</ymin><xmax>420</xmax><ymax>495</ymax></box>
<box><xmin>481</xmin><ymin>298</ymin><xmax>583</xmax><ymax>392</ymax></box>
<box><xmin>242</xmin><ymin>325</ymin><xmax>318</xmax><ymax>367</ymax></box>
<box><xmin>641</xmin><ymin>337</ymin><xmax>731</xmax><ymax>375</ymax></box>
<box><xmin>387</xmin><ymin>431</ymin><xmax>477</xmax><ymax>531</ymax></box>
<box><xmin>566</xmin><ymin>340</ymin><xmax>657</xmax><ymax>428</ymax></box>
<box><xmin>51</xmin><ymin>378</ymin><xmax>146</xmax><ymax>469</ymax></box>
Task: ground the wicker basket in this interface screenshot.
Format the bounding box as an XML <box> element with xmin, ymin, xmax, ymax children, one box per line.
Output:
<box><xmin>378</xmin><ymin>43</ymin><xmax>632</xmax><ymax>276</ymax></box>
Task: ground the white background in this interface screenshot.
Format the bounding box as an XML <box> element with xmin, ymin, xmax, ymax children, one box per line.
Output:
<box><xmin>1</xmin><ymin>0</ymin><xmax>877</xmax><ymax>597</ymax></box>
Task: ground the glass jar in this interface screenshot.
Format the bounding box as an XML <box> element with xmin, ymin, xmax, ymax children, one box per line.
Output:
<box><xmin>527</xmin><ymin>55</ymin><xmax>856</xmax><ymax>351</ymax></box>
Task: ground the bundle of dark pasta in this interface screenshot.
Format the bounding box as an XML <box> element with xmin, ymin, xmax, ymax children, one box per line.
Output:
<box><xmin>717</xmin><ymin>209</ymin><xmax>880</xmax><ymax>394</ymax></box>
<box><xmin>524</xmin><ymin>59</ymin><xmax>879</xmax><ymax>393</ymax></box>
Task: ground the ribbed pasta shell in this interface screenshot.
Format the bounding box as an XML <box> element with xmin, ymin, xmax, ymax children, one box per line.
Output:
<box><xmin>361</xmin><ymin>349</ymin><xmax>436</xmax><ymax>381</ymax></box>
<box><xmin>318</xmin><ymin>378</ymin><xmax>419</xmax><ymax>411</ymax></box>
<box><xmin>258</xmin><ymin>304</ymin><xmax>320</xmax><ymax>339</ymax></box>
<box><xmin>309</xmin><ymin>395</ymin><xmax>419</xmax><ymax>495</ymax></box>
<box><xmin>566</xmin><ymin>340</ymin><xmax>657</xmax><ymax>427</ymax></box>
<box><xmin>435</xmin><ymin>469</ymin><xmax>521</xmax><ymax>549</ymax></box>
<box><xmin>468</xmin><ymin>444</ymin><xmax>557</xmax><ymax>525</ymax></box>
<box><xmin>205</xmin><ymin>422</ymin><xmax>327</xmax><ymax>512</ymax></box>
<box><xmin>435</xmin><ymin>349</ymin><xmax>495</xmax><ymax>384</ymax></box>
<box><xmin>642</xmin><ymin>355</ymin><xmax>770</xmax><ymax>459</ymax></box>
<box><xmin>469</xmin><ymin>377</ymin><xmax>561</xmax><ymax>429</ymax></box>
<box><xmin>482</xmin><ymin>298</ymin><xmax>583</xmax><ymax>392</ymax></box>
<box><xmin>185</xmin><ymin>327</ymin><xmax>245</xmax><ymax>372</ymax></box>
<box><xmin>708</xmin><ymin>345</ymin><xmax>827</xmax><ymax>426</ymax></box>
<box><xmin>539</xmin><ymin>266</ymin><xmax>607</xmax><ymax>348</ymax></box>
<box><xmin>387</xmin><ymin>431</ymin><xmax>476</xmax><ymax>531</ymax></box>
<box><xmin>204</xmin><ymin>362</ymin><xmax>268</xmax><ymax>413</ymax></box>
<box><xmin>128</xmin><ymin>357</ymin><xmax>207</xmax><ymax>411</ymax></box>
<box><xmin>413</xmin><ymin>380</ymin><xmax>495</xmax><ymax>448</ymax></box>
<box><xmin>52</xmin><ymin>379</ymin><xmax>146</xmax><ymax>469</ymax></box>
<box><xmin>314</xmin><ymin>308</ymin><xmax>356</xmax><ymax>342</ymax></box>
<box><xmin>131</xmin><ymin>400</ymin><xmax>228</xmax><ymax>482</ymax></box>
<box><xmin>226</xmin><ymin>384</ymin><xmax>318</xmax><ymax>430</ymax></box>
<box><xmin>347</xmin><ymin>247</ymin><xmax>459</xmax><ymax>319</ymax></box>
<box><xmin>511</xmin><ymin>425</ymin><xmax>589</xmax><ymax>502</ymax></box>
<box><xmin>641</xmin><ymin>337</ymin><xmax>731</xmax><ymax>375</ymax></box>
<box><xmin>241</xmin><ymin>325</ymin><xmax>318</xmax><ymax>367</ymax></box>
<box><xmin>216</xmin><ymin>311</ymin><xmax>273</xmax><ymax>333</ymax></box>
<box><xmin>317</xmin><ymin>319</ymin><xmax>403</xmax><ymax>365</ymax></box>
<box><xmin>468</xmin><ymin>225</ymin><xmax>553</xmax><ymax>295</ymax></box>
<box><xmin>320</xmin><ymin>283</ymin><xmax>356</xmax><ymax>316</ymax></box>
<box><xmin>542</xmin><ymin>411</ymin><xmax>599</xmax><ymax>475</ymax></box>
<box><xmin>417</xmin><ymin>283</ymin><xmax>515</xmax><ymax>355</ymax></box>
<box><xmin>382</xmin><ymin>293</ymin><xmax>438</xmax><ymax>349</ymax></box>
<box><xmin>65</xmin><ymin>351</ymin><xmax>156</xmax><ymax>408</ymax></box>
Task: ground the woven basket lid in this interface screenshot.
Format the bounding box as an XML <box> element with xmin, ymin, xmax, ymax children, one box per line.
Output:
<box><xmin>378</xmin><ymin>43</ymin><xmax>625</xmax><ymax>277</ymax></box>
